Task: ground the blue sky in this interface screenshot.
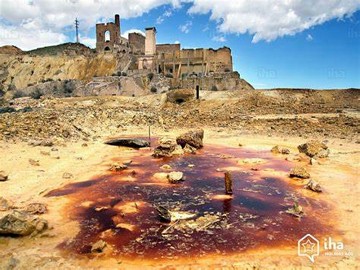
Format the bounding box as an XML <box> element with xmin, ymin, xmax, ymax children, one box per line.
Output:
<box><xmin>1</xmin><ymin>0</ymin><xmax>359</xmax><ymax>89</ymax></box>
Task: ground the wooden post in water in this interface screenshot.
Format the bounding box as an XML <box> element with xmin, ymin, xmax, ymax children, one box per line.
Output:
<box><xmin>224</xmin><ymin>171</ymin><xmax>233</xmax><ymax>195</ymax></box>
<box><xmin>196</xmin><ymin>85</ymin><xmax>200</xmax><ymax>100</ymax></box>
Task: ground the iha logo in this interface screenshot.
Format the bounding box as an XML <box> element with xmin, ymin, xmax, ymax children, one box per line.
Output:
<box><xmin>298</xmin><ymin>234</ymin><xmax>346</xmax><ymax>263</ymax></box>
<box><xmin>298</xmin><ymin>234</ymin><xmax>320</xmax><ymax>263</ymax></box>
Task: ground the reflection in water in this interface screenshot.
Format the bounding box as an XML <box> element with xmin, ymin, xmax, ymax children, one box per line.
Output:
<box><xmin>47</xmin><ymin>144</ymin><xmax>333</xmax><ymax>260</ymax></box>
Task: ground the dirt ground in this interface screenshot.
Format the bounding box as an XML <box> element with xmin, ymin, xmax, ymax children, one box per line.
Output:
<box><xmin>0</xmin><ymin>90</ymin><xmax>359</xmax><ymax>269</ymax></box>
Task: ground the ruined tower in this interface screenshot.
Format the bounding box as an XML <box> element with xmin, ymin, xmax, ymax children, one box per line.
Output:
<box><xmin>96</xmin><ymin>14</ymin><xmax>121</xmax><ymax>52</ymax></box>
<box><xmin>145</xmin><ymin>27</ymin><xmax>157</xmax><ymax>55</ymax></box>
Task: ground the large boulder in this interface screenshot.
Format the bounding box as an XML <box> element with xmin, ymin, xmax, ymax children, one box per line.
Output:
<box><xmin>176</xmin><ymin>129</ymin><xmax>204</xmax><ymax>149</ymax></box>
<box><xmin>298</xmin><ymin>140</ymin><xmax>329</xmax><ymax>158</ymax></box>
<box><xmin>0</xmin><ymin>210</ymin><xmax>48</xmax><ymax>236</ymax></box>
<box><xmin>105</xmin><ymin>138</ymin><xmax>150</xmax><ymax>149</ymax></box>
<box><xmin>166</xmin><ymin>89</ymin><xmax>194</xmax><ymax>104</ymax></box>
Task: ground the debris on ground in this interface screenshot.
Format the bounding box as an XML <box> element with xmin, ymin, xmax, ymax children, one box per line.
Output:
<box><xmin>155</xmin><ymin>205</ymin><xmax>196</xmax><ymax>223</ymax></box>
<box><xmin>289</xmin><ymin>166</ymin><xmax>310</xmax><ymax>179</ymax></box>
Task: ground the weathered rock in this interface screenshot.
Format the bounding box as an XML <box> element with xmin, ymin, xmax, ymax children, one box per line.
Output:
<box><xmin>0</xmin><ymin>197</ymin><xmax>13</xmax><ymax>211</ymax></box>
<box><xmin>91</xmin><ymin>240</ymin><xmax>107</xmax><ymax>253</ymax></box>
<box><xmin>168</xmin><ymin>171</ymin><xmax>184</xmax><ymax>183</ymax></box>
<box><xmin>25</xmin><ymin>203</ymin><xmax>47</xmax><ymax>215</ymax></box>
<box><xmin>153</xmin><ymin>172</ymin><xmax>169</xmax><ymax>181</ymax></box>
<box><xmin>28</xmin><ymin>159</ymin><xmax>40</xmax><ymax>166</ymax></box>
<box><xmin>109</xmin><ymin>163</ymin><xmax>128</xmax><ymax>171</ymax></box>
<box><xmin>105</xmin><ymin>138</ymin><xmax>150</xmax><ymax>149</ymax></box>
<box><xmin>160</xmin><ymin>164</ymin><xmax>172</xmax><ymax>170</ymax></box>
<box><xmin>172</xmin><ymin>145</ymin><xmax>185</xmax><ymax>155</ymax></box>
<box><xmin>0</xmin><ymin>171</ymin><xmax>8</xmax><ymax>182</ymax></box>
<box><xmin>305</xmin><ymin>180</ymin><xmax>322</xmax><ymax>192</ymax></box>
<box><xmin>271</xmin><ymin>145</ymin><xmax>290</xmax><ymax>155</ymax></box>
<box><xmin>285</xmin><ymin>202</ymin><xmax>304</xmax><ymax>218</ymax></box>
<box><xmin>183</xmin><ymin>144</ymin><xmax>197</xmax><ymax>154</ymax></box>
<box><xmin>166</xmin><ymin>88</ymin><xmax>194</xmax><ymax>104</ymax></box>
<box><xmin>62</xmin><ymin>172</ymin><xmax>73</xmax><ymax>179</ymax></box>
<box><xmin>28</xmin><ymin>139</ymin><xmax>54</xmax><ymax>147</ymax></box>
<box><xmin>0</xmin><ymin>210</ymin><xmax>48</xmax><ymax>236</ymax></box>
<box><xmin>289</xmin><ymin>166</ymin><xmax>310</xmax><ymax>179</ymax></box>
<box><xmin>153</xmin><ymin>137</ymin><xmax>177</xmax><ymax>158</ymax></box>
<box><xmin>298</xmin><ymin>140</ymin><xmax>329</xmax><ymax>158</ymax></box>
<box><xmin>176</xmin><ymin>129</ymin><xmax>204</xmax><ymax>149</ymax></box>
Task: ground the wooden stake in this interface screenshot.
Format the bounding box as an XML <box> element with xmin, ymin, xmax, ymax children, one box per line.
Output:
<box><xmin>224</xmin><ymin>171</ymin><xmax>233</xmax><ymax>195</ymax></box>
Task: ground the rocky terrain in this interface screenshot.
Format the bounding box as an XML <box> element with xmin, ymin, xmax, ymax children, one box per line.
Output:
<box><xmin>0</xmin><ymin>43</ymin><xmax>359</xmax><ymax>270</ymax></box>
<box><xmin>0</xmin><ymin>88</ymin><xmax>359</xmax><ymax>144</ymax></box>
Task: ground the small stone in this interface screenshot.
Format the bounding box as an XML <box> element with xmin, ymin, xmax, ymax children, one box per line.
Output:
<box><xmin>161</xmin><ymin>164</ymin><xmax>172</xmax><ymax>170</ymax></box>
<box><xmin>153</xmin><ymin>172</ymin><xmax>169</xmax><ymax>181</ymax></box>
<box><xmin>168</xmin><ymin>171</ymin><xmax>184</xmax><ymax>183</ymax></box>
<box><xmin>286</xmin><ymin>202</ymin><xmax>304</xmax><ymax>218</ymax></box>
<box><xmin>310</xmin><ymin>158</ymin><xmax>317</xmax><ymax>165</ymax></box>
<box><xmin>81</xmin><ymin>143</ymin><xmax>88</xmax><ymax>147</ymax></box>
<box><xmin>0</xmin><ymin>197</ymin><xmax>13</xmax><ymax>211</ymax></box>
<box><xmin>172</xmin><ymin>145</ymin><xmax>185</xmax><ymax>155</ymax></box>
<box><xmin>0</xmin><ymin>172</ymin><xmax>8</xmax><ymax>182</ymax></box>
<box><xmin>91</xmin><ymin>240</ymin><xmax>107</xmax><ymax>253</ymax></box>
<box><xmin>305</xmin><ymin>180</ymin><xmax>322</xmax><ymax>192</ymax></box>
<box><xmin>271</xmin><ymin>145</ymin><xmax>290</xmax><ymax>155</ymax></box>
<box><xmin>62</xmin><ymin>172</ymin><xmax>74</xmax><ymax>179</ymax></box>
<box><xmin>122</xmin><ymin>160</ymin><xmax>132</xmax><ymax>166</ymax></box>
<box><xmin>29</xmin><ymin>159</ymin><xmax>40</xmax><ymax>166</ymax></box>
<box><xmin>188</xmin><ymin>164</ymin><xmax>195</xmax><ymax>168</ymax></box>
<box><xmin>289</xmin><ymin>166</ymin><xmax>310</xmax><ymax>179</ymax></box>
<box><xmin>109</xmin><ymin>163</ymin><xmax>128</xmax><ymax>172</ymax></box>
<box><xmin>183</xmin><ymin>144</ymin><xmax>197</xmax><ymax>154</ymax></box>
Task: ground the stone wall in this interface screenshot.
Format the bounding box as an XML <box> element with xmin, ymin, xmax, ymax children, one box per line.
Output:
<box><xmin>129</xmin><ymin>33</ymin><xmax>145</xmax><ymax>55</ymax></box>
<box><xmin>172</xmin><ymin>72</ymin><xmax>242</xmax><ymax>91</ymax></box>
<box><xmin>156</xmin><ymin>44</ymin><xmax>180</xmax><ymax>54</ymax></box>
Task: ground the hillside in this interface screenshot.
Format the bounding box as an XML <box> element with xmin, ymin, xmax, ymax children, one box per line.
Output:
<box><xmin>0</xmin><ymin>43</ymin><xmax>117</xmax><ymax>94</ymax></box>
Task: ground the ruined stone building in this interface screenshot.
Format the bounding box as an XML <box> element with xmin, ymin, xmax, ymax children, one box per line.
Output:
<box><xmin>96</xmin><ymin>14</ymin><xmax>234</xmax><ymax>80</ymax></box>
<box><xmin>95</xmin><ymin>14</ymin><xmax>129</xmax><ymax>53</ymax></box>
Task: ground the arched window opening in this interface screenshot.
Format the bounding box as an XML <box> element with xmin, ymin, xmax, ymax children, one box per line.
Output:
<box><xmin>105</xmin><ymin>30</ymin><xmax>110</xmax><ymax>42</ymax></box>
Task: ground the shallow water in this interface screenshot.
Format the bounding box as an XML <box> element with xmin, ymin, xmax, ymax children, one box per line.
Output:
<box><xmin>47</xmin><ymin>143</ymin><xmax>333</xmax><ymax>260</ymax></box>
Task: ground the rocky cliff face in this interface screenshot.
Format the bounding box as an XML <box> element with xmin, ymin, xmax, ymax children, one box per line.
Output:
<box><xmin>0</xmin><ymin>43</ymin><xmax>117</xmax><ymax>94</ymax></box>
